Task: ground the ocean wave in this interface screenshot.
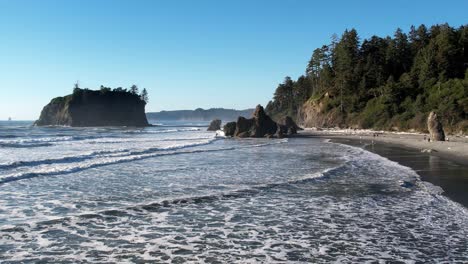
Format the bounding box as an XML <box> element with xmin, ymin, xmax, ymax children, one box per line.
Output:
<box><xmin>123</xmin><ymin>128</ymin><xmax>201</xmax><ymax>134</ymax></box>
<box><xmin>0</xmin><ymin>134</ymin><xmax>19</xmax><ymax>138</ymax></box>
<box><xmin>0</xmin><ymin>128</ymin><xmax>203</xmax><ymax>148</ymax></box>
<box><xmin>0</xmin><ymin>149</ymin><xmax>130</xmax><ymax>170</ymax></box>
<box><xmin>0</xmin><ymin>162</ymin><xmax>338</xmax><ymax>231</ymax></box>
<box><xmin>326</xmin><ymin>140</ymin><xmax>448</xmax><ymax>197</ymax></box>
<box><xmin>0</xmin><ymin>135</ymin><xmax>105</xmax><ymax>148</ymax></box>
<box><xmin>0</xmin><ymin>147</ymin><xmax>222</xmax><ymax>185</ymax></box>
<box><xmin>0</xmin><ymin>138</ymin><xmax>287</xmax><ymax>185</ymax></box>
<box><xmin>0</xmin><ymin>137</ymin><xmax>219</xmax><ymax>171</ymax></box>
<box><xmin>108</xmin><ymin>162</ymin><xmax>339</xmax><ymax>217</ymax></box>
<box><xmin>2</xmin><ymin>137</ymin><xmax>468</xmax><ymax>263</ymax></box>
<box><xmin>0</xmin><ymin>142</ymin><xmax>54</xmax><ymax>148</ymax></box>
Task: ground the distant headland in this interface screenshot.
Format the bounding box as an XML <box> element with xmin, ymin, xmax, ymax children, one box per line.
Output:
<box><xmin>35</xmin><ymin>85</ymin><xmax>150</xmax><ymax>127</ymax></box>
<box><xmin>147</xmin><ymin>108</ymin><xmax>254</xmax><ymax>121</ymax></box>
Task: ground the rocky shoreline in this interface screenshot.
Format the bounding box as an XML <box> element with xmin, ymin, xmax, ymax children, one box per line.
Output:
<box><xmin>222</xmin><ymin>105</ymin><xmax>300</xmax><ymax>138</ymax></box>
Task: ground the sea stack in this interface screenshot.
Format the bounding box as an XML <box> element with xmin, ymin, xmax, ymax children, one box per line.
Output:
<box><xmin>35</xmin><ymin>88</ymin><xmax>150</xmax><ymax>127</ymax></box>
<box><xmin>278</xmin><ymin>116</ymin><xmax>302</xmax><ymax>136</ymax></box>
<box><xmin>427</xmin><ymin>111</ymin><xmax>445</xmax><ymax>141</ymax></box>
<box><xmin>207</xmin><ymin>119</ymin><xmax>222</xmax><ymax>131</ymax></box>
<box><xmin>223</xmin><ymin>105</ymin><xmax>299</xmax><ymax>138</ymax></box>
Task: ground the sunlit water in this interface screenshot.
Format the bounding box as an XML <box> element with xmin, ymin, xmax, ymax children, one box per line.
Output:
<box><xmin>0</xmin><ymin>121</ymin><xmax>467</xmax><ymax>263</ymax></box>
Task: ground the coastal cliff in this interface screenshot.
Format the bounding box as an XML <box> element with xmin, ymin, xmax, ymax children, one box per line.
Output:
<box><xmin>35</xmin><ymin>88</ymin><xmax>149</xmax><ymax>127</ymax></box>
<box><xmin>266</xmin><ymin>23</ymin><xmax>468</xmax><ymax>135</ymax></box>
<box><xmin>297</xmin><ymin>94</ymin><xmax>345</xmax><ymax>129</ymax></box>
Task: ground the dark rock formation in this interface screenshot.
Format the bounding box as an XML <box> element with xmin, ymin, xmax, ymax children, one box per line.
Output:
<box><xmin>223</xmin><ymin>122</ymin><xmax>237</xmax><ymax>137</ymax></box>
<box><xmin>278</xmin><ymin>116</ymin><xmax>302</xmax><ymax>135</ymax></box>
<box><xmin>234</xmin><ymin>116</ymin><xmax>255</xmax><ymax>137</ymax></box>
<box><xmin>250</xmin><ymin>105</ymin><xmax>278</xmax><ymax>137</ymax></box>
<box><xmin>427</xmin><ymin>111</ymin><xmax>445</xmax><ymax>141</ymax></box>
<box><xmin>222</xmin><ymin>105</ymin><xmax>298</xmax><ymax>138</ymax></box>
<box><xmin>207</xmin><ymin>119</ymin><xmax>221</xmax><ymax>131</ymax></box>
<box><xmin>275</xmin><ymin>124</ymin><xmax>284</xmax><ymax>138</ymax></box>
<box><xmin>35</xmin><ymin>88</ymin><xmax>149</xmax><ymax>127</ymax></box>
<box><xmin>232</xmin><ymin>106</ymin><xmax>277</xmax><ymax>137</ymax></box>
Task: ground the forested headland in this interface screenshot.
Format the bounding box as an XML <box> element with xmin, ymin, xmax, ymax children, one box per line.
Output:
<box><xmin>266</xmin><ymin>24</ymin><xmax>468</xmax><ymax>134</ymax></box>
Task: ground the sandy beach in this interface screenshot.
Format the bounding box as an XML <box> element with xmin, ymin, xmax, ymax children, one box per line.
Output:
<box><xmin>298</xmin><ymin>129</ymin><xmax>468</xmax><ymax>207</ymax></box>
<box><xmin>300</xmin><ymin>128</ymin><xmax>468</xmax><ymax>165</ymax></box>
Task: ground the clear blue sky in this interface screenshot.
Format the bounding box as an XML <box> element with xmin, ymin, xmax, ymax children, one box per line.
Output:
<box><xmin>0</xmin><ymin>0</ymin><xmax>467</xmax><ymax>120</ymax></box>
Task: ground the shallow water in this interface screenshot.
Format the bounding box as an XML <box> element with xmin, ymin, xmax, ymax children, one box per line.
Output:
<box><xmin>0</xmin><ymin>121</ymin><xmax>467</xmax><ymax>263</ymax></box>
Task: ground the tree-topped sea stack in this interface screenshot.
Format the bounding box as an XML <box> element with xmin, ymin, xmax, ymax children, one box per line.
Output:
<box><xmin>35</xmin><ymin>86</ymin><xmax>150</xmax><ymax>127</ymax></box>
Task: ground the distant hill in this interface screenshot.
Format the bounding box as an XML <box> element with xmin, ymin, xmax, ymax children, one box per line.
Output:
<box><xmin>147</xmin><ymin>108</ymin><xmax>254</xmax><ymax>121</ymax></box>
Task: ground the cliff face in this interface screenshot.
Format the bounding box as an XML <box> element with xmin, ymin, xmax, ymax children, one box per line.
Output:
<box><xmin>297</xmin><ymin>96</ymin><xmax>345</xmax><ymax>128</ymax></box>
<box><xmin>35</xmin><ymin>89</ymin><xmax>149</xmax><ymax>127</ymax></box>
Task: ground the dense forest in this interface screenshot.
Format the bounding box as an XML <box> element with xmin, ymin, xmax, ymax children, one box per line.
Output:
<box><xmin>71</xmin><ymin>83</ymin><xmax>149</xmax><ymax>103</ymax></box>
<box><xmin>266</xmin><ymin>24</ymin><xmax>468</xmax><ymax>134</ymax></box>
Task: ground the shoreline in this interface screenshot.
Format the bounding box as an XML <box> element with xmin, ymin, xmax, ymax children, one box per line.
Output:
<box><xmin>296</xmin><ymin>130</ymin><xmax>468</xmax><ymax>208</ymax></box>
<box><xmin>298</xmin><ymin>129</ymin><xmax>468</xmax><ymax>166</ymax></box>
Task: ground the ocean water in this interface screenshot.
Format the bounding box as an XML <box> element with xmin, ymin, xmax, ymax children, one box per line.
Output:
<box><xmin>0</xmin><ymin>121</ymin><xmax>467</xmax><ymax>263</ymax></box>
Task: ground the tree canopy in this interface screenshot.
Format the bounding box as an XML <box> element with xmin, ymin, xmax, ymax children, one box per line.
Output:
<box><xmin>72</xmin><ymin>85</ymin><xmax>150</xmax><ymax>104</ymax></box>
<box><xmin>266</xmin><ymin>23</ymin><xmax>468</xmax><ymax>133</ymax></box>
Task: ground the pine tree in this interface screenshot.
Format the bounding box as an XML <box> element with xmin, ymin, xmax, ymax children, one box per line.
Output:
<box><xmin>140</xmin><ymin>88</ymin><xmax>149</xmax><ymax>103</ymax></box>
<box><xmin>130</xmin><ymin>84</ymin><xmax>139</xmax><ymax>94</ymax></box>
<box><xmin>266</xmin><ymin>23</ymin><xmax>467</xmax><ymax>133</ymax></box>
<box><xmin>73</xmin><ymin>81</ymin><xmax>80</xmax><ymax>94</ymax></box>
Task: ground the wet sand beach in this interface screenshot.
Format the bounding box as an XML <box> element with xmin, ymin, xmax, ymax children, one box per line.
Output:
<box><xmin>299</xmin><ymin>130</ymin><xmax>468</xmax><ymax>208</ymax></box>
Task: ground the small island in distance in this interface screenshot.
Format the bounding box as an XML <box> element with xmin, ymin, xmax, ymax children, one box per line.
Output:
<box><xmin>35</xmin><ymin>85</ymin><xmax>150</xmax><ymax>127</ymax></box>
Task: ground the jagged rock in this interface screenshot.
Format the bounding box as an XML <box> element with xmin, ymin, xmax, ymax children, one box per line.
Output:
<box><xmin>427</xmin><ymin>112</ymin><xmax>445</xmax><ymax>141</ymax></box>
<box><xmin>231</xmin><ymin>105</ymin><xmax>278</xmax><ymax>138</ymax></box>
<box><xmin>278</xmin><ymin>116</ymin><xmax>301</xmax><ymax>135</ymax></box>
<box><xmin>250</xmin><ymin>105</ymin><xmax>277</xmax><ymax>137</ymax></box>
<box><xmin>237</xmin><ymin>132</ymin><xmax>251</xmax><ymax>138</ymax></box>
<box><xmin>223</xmin><ymin>122</ymin><xmax>237</xmax><ymax>137</ymax></box>
<box><xmin>224</xmin><ymin>105</ymin><xmax>299</xmax><ymax>138</ymax></box>
<box><xmin>35</xmin><ymin>88</ymin><xmax>149</xmax><ymax>127</ymax></box>
<box><xmin>207</xmin><ymin>119</ymin><xmax>221</xmax><ymax>131</ymax></box>
<box><xmin>275</xmin><ymin>124</ymin><xmax>284</xmax><ymax>138</ymax></box>
<box><xmin>235</xmin><ymin>116</ymin><xmax>255</xmax><ymax>136</ymax></box>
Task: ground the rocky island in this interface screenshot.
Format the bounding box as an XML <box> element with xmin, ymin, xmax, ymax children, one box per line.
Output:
<box><xmin>35</xmin><ymin>87</ymin><xmax>150</xmax><ymax>127</ymax></box>
<box><xmin>223</xmin><ymin>105</ymin><xmax>300</xmax><ymax>138</ymax></box>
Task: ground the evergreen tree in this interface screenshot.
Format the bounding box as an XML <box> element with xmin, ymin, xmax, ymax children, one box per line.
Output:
<box><xmin>73</xmin><ymin>81</ymin><xmax>80</xmax><ymax>93</ymax></box>
<box><xmin>130</xmin><ymin>84</ymin><xmax>139</xmax><ymax>94</ymax></box>
<box><xmin>266</xmin><ymin>23</ymin><xmax>468</xmax><ymax>133</ymax></box>
<box><xmin>334</xmin><ymin>29</ymin><xmax>359</xmax><ymax>111</ymax></box>
<box><xmin>140</xmin><ymin>88</ymin><xmax>149</xmax><ymax>103</ymax></box>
